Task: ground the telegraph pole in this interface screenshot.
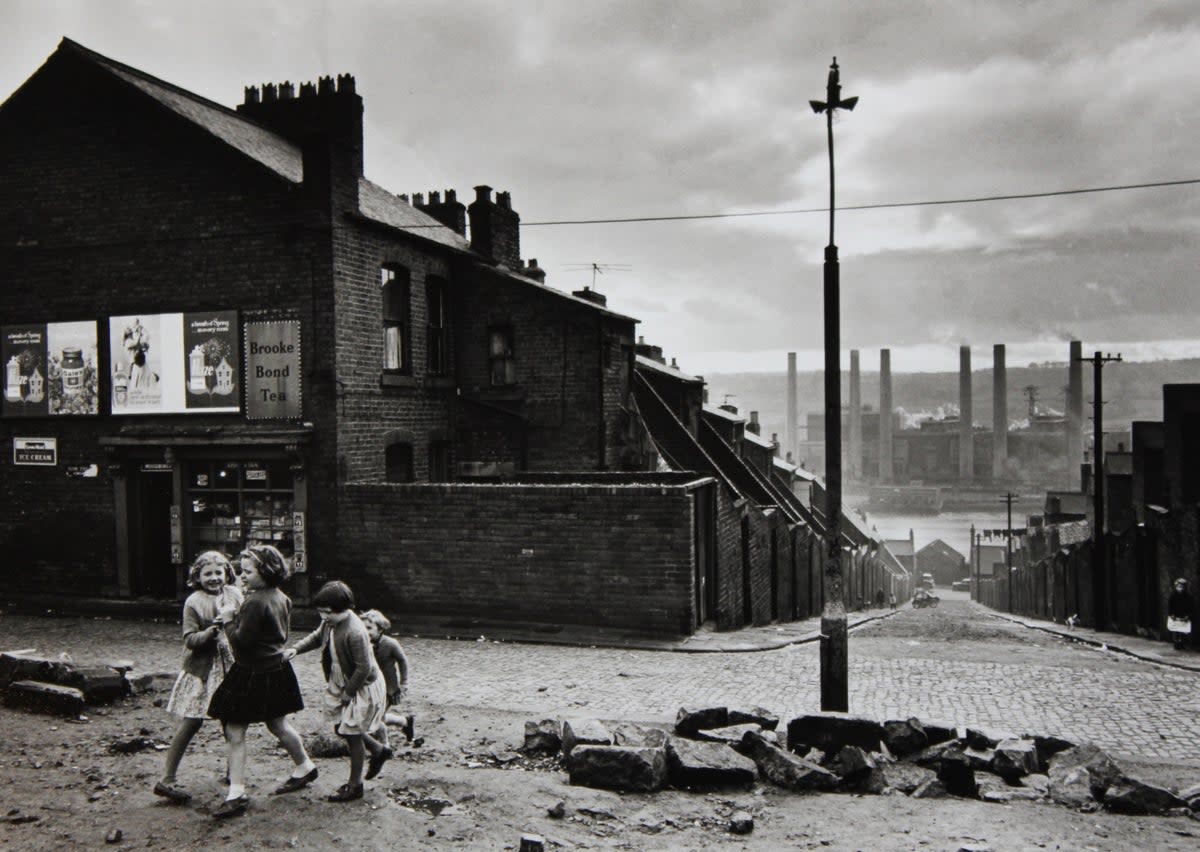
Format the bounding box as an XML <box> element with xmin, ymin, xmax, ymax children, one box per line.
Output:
<box><xmin>1000</xmin><ymin>492</ymin><xmax>1016</xmax><ymax>612</ymax></box>
<box><xmin>1076</xmin><ymin>350</ymin><xmax>1122</xmax><ymax>629</ymax></box>
<box><xmin>810</xmin><ymin>58</ymin><xmax>857</xmax><ymax>712</ymax></box>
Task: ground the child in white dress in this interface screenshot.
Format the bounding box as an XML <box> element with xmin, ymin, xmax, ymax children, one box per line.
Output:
<box><xmin>154</xmin><ymin>551</ymin><xmax>242</xmax><ymax>803</ymax></box>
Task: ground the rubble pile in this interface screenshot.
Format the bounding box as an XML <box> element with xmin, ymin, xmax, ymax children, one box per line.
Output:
<box><xmin>521</xmin><ymin>708</ymin><xmax>1200</xmax><ymax>818</ymax></box>
<box><xmin>0</xmin><ymin>651</ymin><xmax>148</xmax><ymax>717</ymax></box>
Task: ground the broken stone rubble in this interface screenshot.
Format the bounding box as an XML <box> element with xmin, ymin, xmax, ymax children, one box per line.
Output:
<box><xmin>533</xmin><ymin>706</ymin><xmax>1195</xmax><ymax>818</ymax></box>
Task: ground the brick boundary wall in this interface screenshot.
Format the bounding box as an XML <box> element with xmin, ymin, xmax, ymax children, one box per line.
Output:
<box><xmin>337</xmin><ymin>479</ymin><xmax>706</xmax><ymax>636</ymax></box>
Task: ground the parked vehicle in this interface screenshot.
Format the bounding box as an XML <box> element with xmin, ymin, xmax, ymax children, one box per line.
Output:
<box><xmin>951</xmin><ymin>578</ymin><xmax>970</xmax><ymax>592</ymax></box>
<box><xmin>913</xmin><ymin>589</ymin><xmax>940</xmax><ymax>608</ymax></box>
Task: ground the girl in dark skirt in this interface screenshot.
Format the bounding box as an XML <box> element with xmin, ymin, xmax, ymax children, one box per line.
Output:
<box><xmin>207</xmin><ymin>544</ymin><xmax>316</xmax><ymax>819</ymax></box>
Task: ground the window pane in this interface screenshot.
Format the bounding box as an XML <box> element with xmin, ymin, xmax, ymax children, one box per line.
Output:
<box><xmin>214</xmin><ymin>462</ymin><xmax>241</xmax><ymax>489</ymax></box>
<box><xmin>489</xmin><ymin>328</ymin><xmax>511</xmax><ymax>357</ymax></box>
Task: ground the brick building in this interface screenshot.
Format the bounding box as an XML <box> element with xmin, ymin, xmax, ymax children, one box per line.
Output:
<box><xmin>1</xmin><ymin>39</ymin><xmax>907</xmax><ymax>635</ymax></box>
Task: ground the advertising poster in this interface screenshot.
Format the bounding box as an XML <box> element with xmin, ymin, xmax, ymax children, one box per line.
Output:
<box><xmin>244</xmin><ymin>319</ymin><xmax>302</xmax><ymax>419</ymax></box>
<box><xmin>110</xmin><ymin>312</ymin><xmax>240</xmax><ymax>415</ymax></box>
<box><xmin>183</xmin><ymin>311</ymin><xmax>239</xmax><ymax>410</ymax></box>
<box><xmin>3</xmin><ymin>321</ymin><xmax>99</xmax><ymax>417</ymax></box>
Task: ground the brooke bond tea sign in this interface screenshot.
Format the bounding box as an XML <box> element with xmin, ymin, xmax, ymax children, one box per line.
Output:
<box><xmin>2</xmin><ymin>322</ymin><xmax>99</xmax><ymax>417</ymax></box>
<box><xmin>245</xmin><ymin>320</ymin><xmax>301</xmax><ymax>419</ymax></box>
<box><xmin>109</xmin><ymin>312</ymin><xmax>239</xmax><ymax>415</ymax></box>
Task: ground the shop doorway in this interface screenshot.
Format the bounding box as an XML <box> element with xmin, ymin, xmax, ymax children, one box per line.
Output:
<box><xmin>131</xmin><ymin>469</ymin><xmax>175</xmax><ymax>598</ymax></box>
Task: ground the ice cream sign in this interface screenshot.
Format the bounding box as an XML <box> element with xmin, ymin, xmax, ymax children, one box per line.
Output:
<box><xmin>109</xmin><ymin>311</ymin><xmax>239</xmax><ymax>414</ymax></box>
<box><xmin>2</xmin><ymin>322</ymin><xmax>99</xmax><ymax>418</ymax></box>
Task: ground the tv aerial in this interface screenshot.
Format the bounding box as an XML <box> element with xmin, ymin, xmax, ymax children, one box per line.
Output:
<box><xmin>563</xmin><ymin>262</ymin><xmax>632</xmax><ymax>291</ymax></box>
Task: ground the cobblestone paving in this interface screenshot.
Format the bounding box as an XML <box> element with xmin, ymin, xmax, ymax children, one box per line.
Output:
<box><xmin>2</xmin><ymin>601</ymin><xmax>1197</xmax><ymax>763</ymax></box>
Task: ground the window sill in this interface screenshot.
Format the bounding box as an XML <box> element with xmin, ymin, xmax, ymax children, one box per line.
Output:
<box><xmin>380</xmin><ymin>373</ymin><xmax>417</xmax><ymax>388</ymax></box>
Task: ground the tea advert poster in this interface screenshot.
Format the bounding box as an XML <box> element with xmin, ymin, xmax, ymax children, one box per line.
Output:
<box><xmin>244</xmin><ymin>319</ymin><xmax>301</xmax><ymax>419</ymax></box>
<box><xmin>183</xmin><ymin>311</ymin><xmax>239</xmax><ymax>410</ymax></box>
<box><xmin>3</xmin><ymin>321</ymin><xmax>99</xmax><ymax>417</ymax></box>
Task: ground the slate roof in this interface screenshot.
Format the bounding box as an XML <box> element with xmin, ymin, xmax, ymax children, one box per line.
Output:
<box><xmin>61</xmin><ymin>38</ymin><xmax>304</xmax><ymax>184</ymax></box>
<box><xmin>702</xmin><ymin>404</ymin><xmax>744</xmax><ymax>423</ymax></box>
<box><xmin>743</xmin><ymin>430</ymin><xmax>774</xmax><ymax>449</ymax></box>
<box><xmin>917</xmin><ymin>538</ymin><xmax>965</xmax><ymax>563</ymax></box>
<box><xmin>357</xmin><ymin>177</ymin><xmax>470</xmax><ymax>251</ymax></box>
<box><xmin>635</xmin><ymin>355</ymin><xmax>703</xmax><ymax>383</ymax></box>
<box><xmin>632</xmin><ymin>372</ymin><xmax>735</xmax><ymax>494</ymax></box>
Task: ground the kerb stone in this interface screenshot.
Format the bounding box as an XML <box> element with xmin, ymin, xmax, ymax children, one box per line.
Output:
<box><xmin>567</xmin><ymin>745</ymin><xmax>667</xmax><ymax>793</ymax></box>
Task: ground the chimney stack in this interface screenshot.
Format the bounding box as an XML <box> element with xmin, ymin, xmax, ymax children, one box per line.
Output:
<box><xmin>468</xmin><ymin>185</ymin><xmax>521</xmax><ymax>269</ymax></box>
<box><xmin>523</xmin><ymin>258</ymin><xmax>546</xmax><ymax>283</ymax></box>
<box><xmin>880</xmin><ymin>349</ymin><xmax>893</xmax><ymax>483</ymax></box>
<box><xmin>959</xmin><ymin>345</ymin><xmax>974</xmax><ymax>481</ymax></box>
<box><xmin>1068</xmin><ymin>340</ymin><xmax>1084</xmax><ymax>478</ymax></box>
<box><xmin>237</xmin><ymin>73</ymin><xmax>364</xmax><ymax>206</ymax></box>
<box><xmin>849</xmin><ymin>349</ymin><xmax>862</xmax><ymax>480</ymax></box>
<box><xmin>786</xmin><ymin>352</ymin><xmax>798</xmax><ymax>460</ymax></box>
<box><xmin>748</xmin><ymin>411</ymin><xmax>760</xmax><ymax>435</ymax></box>
<box><xmin>993</xmin><ymin>344</ymin><xmax>1007</xmax><ymax>479</ymax></box>
<box><xmin>571</xmin><ymin>286</ymin><xmax>607</xmax><ymax>306</ymax></box>
<box><xmin>414</xmin><ymin>188</ymin><xmax>467</xmax><ymax>236</ymax></box>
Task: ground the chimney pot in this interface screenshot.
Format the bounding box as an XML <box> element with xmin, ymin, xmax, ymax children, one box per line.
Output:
<box><xmin>336</xmin><ymin>73</ymin><xmax>356</xmax><ymax>94</ymax></box>
<box><xmin>671</xmin><ymin>357</ymin><xmax>678</xmax><ymax>368</ymax></box>
<box><xmin>299</xmin><ymin>80</ymin><xmax>316</xmax><ymax>97</ymax></box>
<box><xmin>497</xmin><ymin>191</ymin><xmax>511</xmax><ymax>210</ymax></box>
<box><xmin>474</xmin><ymin>185</ymin><xmax>493</xmax><ymax>203</ymax></box>
<box><xmin>445</xmin><ymin>189</ymin><xmax>457</xmax><ymax>203</ymax></box>
<box><xmin>413</xmin><ymin>192</ymin><xmax>425</xmax><ymax>206</ymax></box>
<box><xmin>279</xmin><ymin>81</ymin><xmax>294</xmax><ymax>100</ymax></box>
<box><xmin>318</xmin><ymin>75</ymin><xmax>335</xmax><ymax>95</ymax></box>
<box><xmin>262</xmin><ymin>82</ymin><xmax>278</xmax><ymax>103</ymax></box>
<box><xmin>243</xmin><ymin>85</ymin><xmax>260</xmax><ymax>105</ymax></box>
<box><xmin>429</xmin><ymin>190</ymin><xmax>441</xmax><ymax>204</ymax></box>
<box><xmin>398</xmin><ymin>193</ymin><xmax>409</xmax><ymax>204</ymax></box>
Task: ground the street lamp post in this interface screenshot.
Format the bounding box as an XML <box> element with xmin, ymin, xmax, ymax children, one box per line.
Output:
<box><xmin>811</xmin><ymin>58</ymin><xmax>857</xmax><ymax>712</ymax></box>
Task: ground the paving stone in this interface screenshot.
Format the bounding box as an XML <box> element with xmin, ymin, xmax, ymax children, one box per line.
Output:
<box><xmin>67</xmin><ymin>667</ymin><xmax>130</xmax><ymax>704</ymax></box>
<box><xmin>882</xmin><ymin>762</ymin><xmax>937</xmax><ymax>794</ymax></box>
<box><xmin>964</xmin><ymin>727</ymin><xmax>1016</xmax><ymax>750</ymax></box>
<box><xmin>567</xmin><ymin>744</ymin><xmax>667</xmax><ymax>793</ymax></box>
<box><xmin>694</xmin><ymin>723</ymin><xmax>761</xmax><ymax>747</ymax></box>
<box><xmin>665</xmin><ymin>737</ymin><xmax>756</xmax><ymax>790</ymax></box>
<box><xmin>674</xmin><ymin>706</ymin><xmax>728</xmax><ymax>737</ymax></box>
<box><xmin>561</xmin><ymin>718</ymin><xmax>613</xmax><ymax>756</ymax></box>
<box><xmin>611</xmin><ymin>722</ymin><xmax>669</xmax><ymax>749</ymax></box>
<box><xmin>1178</xmin><ymin>782</ymin><xmax>1200</xmax><ymax>811</ymax></box>
<box><xmin>743</xmin><ymin>730</ymin><xmax>839</xmax><ymax>792</ymax></box>
<box><xmin>728</xmin><ymin>811</ymin><xmax>753</xmax><ymax>835</ymax></box>
<box><xmin>522</xmin><ymin>719</ymin><xmax>562</xmax><ymax>755</ymax></box>
<box><xmin>963</xmin><ymin>746</ymin><xmax>995</xmax><ymax>771</ymax></box>
<box><xmin>1048</xmin><ymin>766</ymin><xmax>1096</xmax><ymax>808</ymax></box>
<box><xmin>937</xmin><ymin>748</ymin><xmax>978</xmax><ymax>798</ymax></box>
<box><xmin>991</xmin><ymin>738</ymin><xmax>1039</xmax><ymax>781</ymax></box>
<box><xmin>910</xmin><ymin>778</ymin><xmax>948</xmax><ymax>798</ymax></box>
<box><xmin>1024</xmin><ymin>733</ymin><xmax>1075</xmax><ymax>771</ymax></box>
<box><xmin>1048</xmin><ymin>744</ymin><xmax>1124</xmax><ymax>797</ymax></box>
<box><xmin>882</xmin><ymin>718</ymin><xmax>929</xmax><ymax>757</ymax></box>
<box><xmin>728</xmin><ymin>706</ymin><xmax>779</xmax><ymax>730</ymax></box>
<box><xmin>828</xmin><ymin>745</ymin><xmax>876</xmax><ymax>781</ymax></box>
<box><xmin>1103</xmin><ymin>778</ymin><xmax>1185</xmax><ymax>815</ymax></box>
<box><xmin>4</xmin><ymin>680</ymin><xmax>85</xmax><ymax>716</ymax></box>
<box><xmin>1020</xmin><ymin>773</ymin><xmax>1050</xmax><ymax>793</ymax></box>
<box><xmin>786</xmin><ymin>714</ymin><xmax>884</xmax><ymax>755</ymax></box>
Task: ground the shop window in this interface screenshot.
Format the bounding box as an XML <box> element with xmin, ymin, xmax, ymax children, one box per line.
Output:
<box><xmin>488</xmin><ymin>325</ymin><xmax>515</xmax><ymax>386</ymax></box>
<box><xmin>426</xmin><ymin>276</ymin><xmax>448</xmax><ymax>375</ymax></box>
<box><xmin>382</xmin><ymin>265</ymin><xmax>411</xmax><ymax>373</ymax></box>
<box><xmin>385</xmin><ymin>442</ymin><xmax>415</xmax><ymax>483</ymax></box>
<box><xmin>429</xmin><ymin>440</ymin><xmax>452</xmax><ymax>482</ymax></box>
<box><xmin>186</xmin><ymin>460</ymin><xmax>294</xmax><ymax>563</ymax></box>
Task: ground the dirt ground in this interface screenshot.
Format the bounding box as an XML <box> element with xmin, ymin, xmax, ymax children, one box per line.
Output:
<box><xmin>2</xmin><ymin>613</ymin><xmax>1199</xmax><ymax>851</ymax></box>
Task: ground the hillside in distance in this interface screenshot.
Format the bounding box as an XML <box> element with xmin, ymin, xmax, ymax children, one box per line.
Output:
<box><xmin>702</xmin><ymin>358</ymin><xmax>1200</xmax><ymax>445</ymax></box>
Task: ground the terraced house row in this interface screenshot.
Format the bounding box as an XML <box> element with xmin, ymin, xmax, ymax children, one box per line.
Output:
<box><xmin>0</xmin><ymin>39</ymin><xmax>909</xmax><ymax>635</ymax></box>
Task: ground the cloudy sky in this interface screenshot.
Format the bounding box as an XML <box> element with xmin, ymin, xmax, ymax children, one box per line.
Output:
<box><xmin>4</xmin><ymin>1</ymin><xmax>1198</xmax><ymax>373</ymax></box>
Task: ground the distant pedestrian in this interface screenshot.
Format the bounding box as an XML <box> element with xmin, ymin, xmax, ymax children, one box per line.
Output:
<box><xmin>286</xmin><ymin>582</ymin><xmax>390</xmax><ymax>801</ymax></box>
<box><xmin>889</xmin><ymin>593</ymin><xmax>897</xmax><ymax>610</ymax></box>
<box><xmin>153</xmin><ymin>551</ymin><xmax>243</xmax><ymax>804</ymax></box>
<box><xmin>361</xmin><ymin>609</ymin><xmax>414</xmax><ymax>747</ymax></box>
<box><xmin>207</xmin><ymin>545</ymin><xmax>315</xmax><ymax>819</ymax></box>
<box><xmin>874</xmin><ymin>589</ymin><xmax>885</xmax><ymax>609</ymax></box>
<box><xmin>1167</xmin><ymin>578</ymin><xmax>1194</xmax><ymax>651</ymax></box>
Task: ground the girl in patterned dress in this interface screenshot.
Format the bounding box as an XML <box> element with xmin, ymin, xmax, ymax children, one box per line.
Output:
<box><xmin>285</xmin><ymin>581</ymin><xmax>390</xmax><ymax>801</ymax></box>
<box><xmin>153</xmin><ymin>551</ymin><xmax>243</xmax><ymax>803</ymax></box>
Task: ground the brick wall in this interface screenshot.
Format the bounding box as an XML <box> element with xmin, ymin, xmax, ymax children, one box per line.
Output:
<box><xmin>336</xmin><ymin>481</ymin><xmax>699</xmax><ymax>635</ymax></box>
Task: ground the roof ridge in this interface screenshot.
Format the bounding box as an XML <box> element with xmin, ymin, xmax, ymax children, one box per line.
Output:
<box><xmin>58</xmin><ymin>37</ymin><xmax>253</xmax><ymax>126</ymax></box>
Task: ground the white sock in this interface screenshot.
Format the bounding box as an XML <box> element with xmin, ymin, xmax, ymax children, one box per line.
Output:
<box><xmin>291</xmin><ymin>759</ymin><xmax>315</xmax><ymax>777</ymax></box>
<box><xmin>226</xmin><ymin>783</ymin><xmax>245</xmax><ymax>800</ymax></box>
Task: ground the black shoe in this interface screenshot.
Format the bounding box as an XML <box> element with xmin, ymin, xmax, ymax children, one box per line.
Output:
<box><xmin>213</xmin><ymin>795</ymin><xmax>248</xmax><ymax>819</ymax></box>
<box><xmin>365</xmin><ymin>747</ymin><xmax>393</xmax><ymax>781</ymax></box>
<box><xmin>153</xmin><ymin>780</ymin><xmax>191</xmax><ymax>804</ymax></box>
<box><xmin>327</xmin><ymin>783</ymin><xmax>363</xmax><ymax>802</ymax></box>
<box><xmin>273</xmin><ymin>767</ymin><xmax>318</xmax><ymax>795</ymax></box>
<box><xmin>403</xmin><ymin>714</ymin><xmax>415</xmax><ymax>743</ymax></box>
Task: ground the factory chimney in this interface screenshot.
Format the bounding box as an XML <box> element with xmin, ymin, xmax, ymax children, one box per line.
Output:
<box><xmin>1067</xmin><ymin>340</ymin><xmax>1084</xmax><ymax>481</ymax></box>
<box><xmin>849</xmin><ymin>349</ymin><xmax>862</xmax><ymax>480</ymax></box>
<box><xmin>879</xmin><ymin>349</ymin><xmax>893</xmax><ymax>483</ymax></box>
<box><xmin>993</xmin><ymin>344</ymin><xmax>1007</xmax><ymax>479</ymax></box>
<box><xmin>959</xmin><ymin>345</ymin><xmax>974</xmax><ymax>481</ymax></box>
<box><xmin>787</xmin><ymin>352</ymin><xmax>798</xmax><ymax>459</ymax></box>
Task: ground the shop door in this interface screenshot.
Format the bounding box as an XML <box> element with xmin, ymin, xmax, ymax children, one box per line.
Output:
<box><xmin>132</xmin><ymin>470</ymin><xmax>175</xmax><ymax>598</ymax></box>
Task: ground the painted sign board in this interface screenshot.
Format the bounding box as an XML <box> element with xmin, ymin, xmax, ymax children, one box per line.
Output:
<box><xmin>2</xmin><ymin>321</ymin><xmax>99</xmax><ymax>417</ymax></box>
<box><xmin>109</xmin><ymin>312</ymin><xmax>239</xmax><ymax>414</ymax></box>
<box><xmin>244</xmin><ymin>320</ymin><xmax>302</xmax><ymax>420</ymax></box>
<box><xmin>13</xmin><ymin>437</ymin><xmax>57</xmax><ymax>466</ymax></box>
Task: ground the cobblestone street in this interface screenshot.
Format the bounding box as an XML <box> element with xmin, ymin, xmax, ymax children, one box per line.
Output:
<box><xmin>3</xmin><ymin>597</ymin><xmax>1197</xmax><ymax>763</ymax></box>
